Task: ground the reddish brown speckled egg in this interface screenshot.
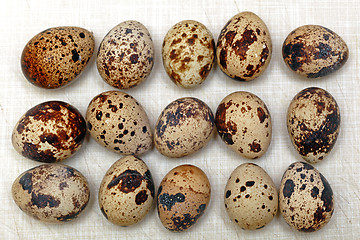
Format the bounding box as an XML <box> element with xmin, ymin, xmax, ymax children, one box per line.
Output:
<box><xmin>12</xmin><ymin>101</ymin><xmax>87</xmax><ymax>163</ymax></box>
<box><xmin>287</xmin><ymin>87</ymin><xmax>340</xmax><ymax>163</ymax></box>
<box><xmin>162</xmin><ymin>20</ymin><xmax>215</xmax><ymax>88</ymax></box>
<box><xmin>12</xmin><ymin>164</ymin><xmax>90</xmax><ymax>223</ymax></box>
<box><xmin>21</xmin><ymin>26</ymin><xmax>95</xmax><ymax>89</ymax></box>
<box><xmin>154</xmin><ymin>97</ymin><xmax>215</xmax><ymax>158</ymax></box>
<box><xmin>157</xmin><ymin>165</ymin><xmax>211</xmax><ymax>232</ymax></box>
<box><xmin>282</xmin><ymin>25</ymin><xmax>348</xmax><ymax>78</ymax></box>
<box><xmin>97</xmin><ymin>21</ymin><xmax>154</xmax><ymax>89</ymax></box>
<box><xmin>216</xmin><ymin>12</ymin><xmax>272</xmax><ymax>81</ymax></box>
<box><xmin>215</xmin><ymin>91</ymin><xmax>272</xmax><ymax>159</ymax></box>
<box><xmin>224</xmin><ymin>163</ymin><xmax>278</xmax><ymax>230</ymax></box>
<box><xmin>99</xmin><ymin>155</ymin><xmax>155</xmax><ymax>226</ymax></box>
<box><xmin>279</xmin><ymin>162</ymin><xmax>334</xmax><ymax>232</ymax></box>
<box><xmin>86</xmin><ymin>91</ymin><xmax>152</xmax><ymax>156</ymax></box>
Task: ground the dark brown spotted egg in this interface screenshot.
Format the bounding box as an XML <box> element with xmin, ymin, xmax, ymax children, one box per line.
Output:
<box><xmin>12</xmin><ymin>101</ymin><xmax>86</xmax><ymax>163</ymax></box>
<box><xmin>97</xmin><ymin>21</ymin><xmax>154</xmax><ymax>89</ymax></box>
<box><xmin>216</xmin><ymin>11</ymin><xmax>272</xmax><ymax>81</ymax></box>
<box><xmin>279</xmin><ymin>162</ymin><xmax>334</xmax><ymax>232</ymax></box>
<box><xmin>282</xmin><ymin>25</ymin><xmax>349</xmax><ymax>78</ymax></box>
<box><xmin>224</xmin><ymin>163</ymin><xmax>278</xmax><ymax>230</ymax></box>
<box><xmin>98</xmin><ymin>155</ymin><xmax>155</xmax><ymax>226</ymax></box>
<box><xmin>215</xmin><ymin>91</ymin><xmax>272</xmax><ymax>159</ymax></box>
<box><xmin>21</xmin><ymin>26</ymin><xmax>95</xmax><ymax>89</ymax></box>
<box><xmin>86</xmin><ymin>91</ymin><xmax>152</xmax><ymax>156</ymax></box>
<box><xmin>162</xmin><ymin>20</ymin><xmax>215</xmax><ymax>88</ymax></box>
<box><xmin>154</xmin><ymin>97</ymin><xmax>215</xmax><ymax>158</ymax></box>
<box><xmin>12</xmin><ymin>164</ymin><xmax>90</xmax><ymax>223</ymax></box>
<box><xmin>287</xmin><ymin>87</ymin><xmax>340</xmax><ymax>163</ymax></box>
<box><xmin>157</xmin><ymin>165</ymin><xmax>211</xmax><ymax>232</ymax></box>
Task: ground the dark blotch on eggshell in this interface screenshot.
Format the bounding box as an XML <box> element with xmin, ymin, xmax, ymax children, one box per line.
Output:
<box><xmin>158</xmin><ymin>193</ymin><xmax>186</xmax><ymax>211</ymax></box>
<box><xmin>107</xmin><ymin>169</ymin><xmax>143</xmax><ymax>193</ymax></box>
<box><xmin>169</xmin><ymin>204</ymin><xmax>206</xmax><ymax>232</ymax></box>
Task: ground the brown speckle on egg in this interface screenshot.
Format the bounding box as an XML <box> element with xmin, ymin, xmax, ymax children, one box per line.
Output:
<box><xmin>282</xmin><ymin>25</ymin><xmax>348</xmax><ymax>78</ymax></box>
<box><xmin>12</xmin><ymin>101</ymin><xmax>86</xmax><ymax>163</ymax></box>
<box><xmin>12</xmin><ymin>164</ymin><xmax>90</xmax><ymax>223</ymax></box>
<box><xmin>287</xmin><ymin>87</ymin><xmax>340</xmax><ymax>163</ymax></box>
<box><xmin>21</xmin><ymin>27</ymin><xmax>95</xmax><ymax>89</ymax></box>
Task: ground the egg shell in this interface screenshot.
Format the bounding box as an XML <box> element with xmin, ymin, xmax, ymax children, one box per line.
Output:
<box><xmin>216</xmin><ymin>11</ymin><xmax>272</xmax><ymax>81</ymax></box>
<box><xmin>86</xmin><ymin>91</ymin><xmax>152</xmax><ymax>156</ymax></box>
<box><xmin>162</xmin><ymin>20</ymin><xmax>215</xmax><ymax>88</ymax></box>
<box><xmin>97</xmin><ymin>20</ymin><xmax>154</xmax><ymax>89</ymax></box>
<box><xmin>98</xmin><ymin>155</ymin><xmax>155</xmax><ymax>226</ymax></box>
<box><xmin>21</xmin><ymin>26</ymin><xmax>95</xmax><ymax>89</ymax></box>
<box><xmin>12</xmin><ymin>101</ymin><xmax>86</xmax><ymax>163</ymax></box>
<box><xmin>12</xmin><ymin>164</ymin><xmax>90</xmax><ymax>223</ymax></box>
<box><xmin>224</xmin><ymin>163</ymin><xmax>278</xmax><ymax>230</ymax></box>
<box><xmin>154</xmin><ymin>97</ymin><xmax>215</xmax><ymax>158</ymax></box>
<box><xmin>287</xmin><ymin>87</ymin><xmax>340</xmax><ymax>163</ymax></box>
<box><xmin>279</xmin><ymin>161</ymin><xmax>334</xmax><ymax>232</ymax></box>
<box><xmin>157</xmin><ymin>165</ymin><xmax>211</xmax><ymax>232</ymax></box>
<box><xmin>282</xmin><ymin>25</ymin><xmax>349</xmax><ymax>78</ymax></box>
<box><xmin>215</xmin><ymin>91</ymin><xmax>272</xmax><ymax>159</ymax></box>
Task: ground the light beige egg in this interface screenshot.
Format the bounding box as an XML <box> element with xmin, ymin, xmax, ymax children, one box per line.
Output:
<box><xmin>21</xmin><ymin>26</ymin><xmax>95</xmax><ymax>89</ymax></box>
<box><xmin>216</xmin><ymin>11</ymin><xmax>272</xmax><ymax>81</ymax></box>
<box><xmin>279</xmin><ymin>162</ymin><xmax>334</xmax><ymax>232</ymax></box>
<box><xmin>99</xmin><ymin>155</ymin><xmax>155</xmax><ymax>226</ymax></box>
<box><xmin>282</xmin><ymin>25</ymin><xmax>348</xmax><ymax>78</ymax></box>
<box><xmin>224</xmin><ymin>163</ymin><xmax>278</xmax><ymax>230</ymax></box>
<box><xmin>97</xmin><ymin>21</ymin><xmax>154</xmax><ymax>89</ymax></box>
<box><xmin>162</xmin><ymin>20</ymin><xmax>215</xmax><ymax>88</ymax></box>
<box><xmin>154</xmin><ymin>97</ymin><xmax>215</xmax><ymax>158</ymax></box>
<box><xmin>12</xmin><ymin>101</ymin><xmax>87</xmax><ymax>163</ymax></box>
<box><xmin>86</xmin><ymin>91</ymin><xmax>152</xmax><ymax>156</ymax></box>
<box><xmin>287</xmin><ymin>87</ymin><xmax>340</xmax><ymax>163</ymax></box>
<box><xmin>215</xmin><ymin>91</ymin><xmax>272</xmax><ymax>159</ymax></box>
<box><xmin>12</xmin><ymin>164</ymin><xmax>90</xmax><ymax>223</ymax></box>
<box><xmin>157</xmin><ymin>165</ymin><xmax>211</xmax><ymax>232</ymax></box>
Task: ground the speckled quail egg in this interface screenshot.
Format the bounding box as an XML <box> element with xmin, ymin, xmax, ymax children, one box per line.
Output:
<box><xmin>12</xmin><ymin>164</ymin><xmax>90</xmax><ymax>223</ymax></box>
<box><xmin>21</xmin><ymin>26</ymin><xmax>95</xmax><ymax>89</ymax></box>
<box><xmin>162</xmin><ymin>20</ymin><xmax>215</xmax><ymax>88</ymax></box>
<box><xmin>99</xmin><ymin>155</ymin><xmax>155</xmax><ymax>226</ymax></box>
<box><xmin>282</xmin><ymin>25</ymin><xmax>349</xmax><ymax>78</ymax></box>
<box><xmin>216</xmin><ymin>11</ymin><xmax>272</xmax><ymax>81</ymax></box>
<box><xmin>287</xmin><ymin>87</ymin><xmax>340</xmax><ymax>163</ymax></box>
<box><xmin>12</xmin><ymin>101</ymin><xmax>87</xmax><ymax>163</ymax></box>
<box><xmin>215</xmin><ymin>91</ymin><xmax>272</xmax><ymax>159</ymax></box>
<box><xmin>279</xmin><ymin>162</ymin><xmax>334</xmax><ymax>232</ymax></box>
<box><xmin>86</xmin><ymin>91</ymin><xmax>152</xmax><ymax>156</ymax></box>
<box><xmin>154</xmin><ymin>97</ymin><xmax>215</xmax><ymax>158</ymax></box>
<box><xmin>224</xmin><ymin>163</ymin><xmax>278</xmax><ymax>230</ymax></box>
<box><xmin>97</xmin><ymin>20</ymin><xmax>154</xmax><ymax>89</ymax></box>
<box><xmin>157</xmin><ymin>164</ymin><xmax>211</xmax><ymax>232</ymax></box>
